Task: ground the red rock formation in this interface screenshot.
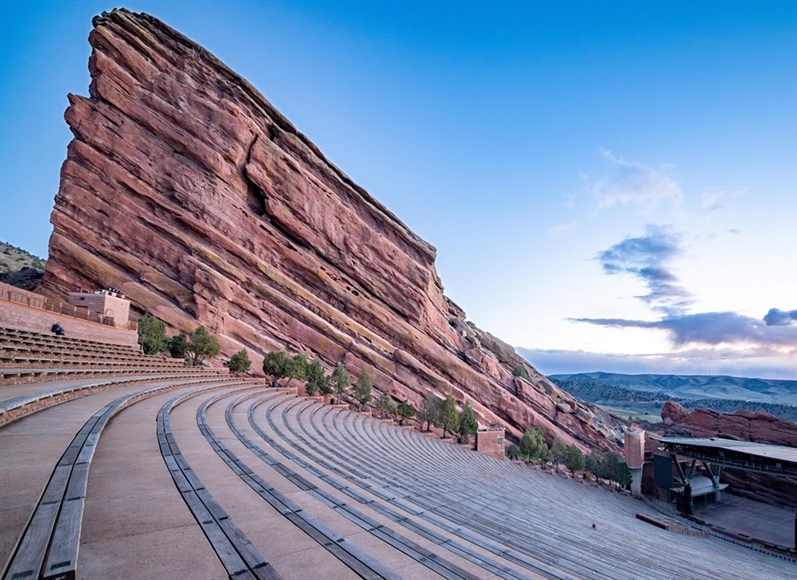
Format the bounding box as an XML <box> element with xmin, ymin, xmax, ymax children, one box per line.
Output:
<box><xmin>43</xmin><ymin>9</ymin><xmax>622</xmax><ymax>451</ymax></box>
<box><xmin>661</xmin><ymin>401</ymin><xmax>797</xmax><ymax>447</ymax></box>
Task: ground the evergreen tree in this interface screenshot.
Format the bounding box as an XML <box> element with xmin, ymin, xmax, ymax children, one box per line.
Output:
<box><xmin>585</xmin><ymin>452</ymin><xmax>601</xmax><ymax>479</ymax></box>
<box><xmin>305</xmin><ymin>358</ymin><xmax>326</xmax><ymax>396</ymax></box>
<box><xmin>226</xmin><ymin>349</ymin><xmax>251</xmax><ymax>374</ymax></box>
<box><xmin>417</xmin><ymin>393</ymin><xmax>440</xmax><ymax>432</ymax></box>
<box><xmin>186</xmin><ymin>326</ymin><xmax>221</xmax><ymax>366</ymax></box>
<box><xmin>329</xmin><ymin>364</ymin><xmax>351</xmax><ymax>399</ymax></box>
<box><xmin>285</xmin><ymin>354</ymin><xmax>308</xmax><ymax>387</ymax></box>
<box><xmin>137</xmin><ymin>315</ymin><xmax>167</xmax><ymax>355</ymax></box>
<box><xmin>167</xmin><ymin>333</ymin><xmax>187</xmax><ymax>359</ymax></box>
<box><xmin>354</xmin><ymin>368</ymin><xmax>373</xmax><ymax>410</ymax></box>
<box><xmin>396</xmin><ymin>401</ymin><xmax>415</xmax><ymax>426</ymax></box>
<box><xmin>520</xmin><ymin>428</ymin><xmax>546</xmax><ymax>462</ymax></box>
<box><xmin>505</xmin><ymin>444</ymin><xmax>521</xmax><ymax>460</ymax></box>
<box><xmin>564</xmin><ymin>444</ymin><xmax>585</xmax><ymax>474</ymax></box>
<box><xmin>457</xmin><ymin>401</ymin><xmax>479</xmax><ymax>443</ymax></box>
<box><xmin>375</xmin><ymin>392</ymin><xmax>396</xmax><ymax>419</ymax></box>
<box><xmin>550</xmin><ymin>437</ymin><xmax>568</xmax><ymax>470</ymax></box>
<box><xmin>262</xmin><ymin>350</ymin><xmax>289</xmax><ymax>386</ymax></box>
<box><xmin>438</xmin><ymin>395</ymin><xmax>460</xmax><ymax>438</ymax></box>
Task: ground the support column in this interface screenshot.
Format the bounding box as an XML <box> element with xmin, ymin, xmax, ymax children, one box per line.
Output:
<box><xmin>630</xmin><ymin>467</ymin><xmax>643</xmax><ymax>498</ymax></box>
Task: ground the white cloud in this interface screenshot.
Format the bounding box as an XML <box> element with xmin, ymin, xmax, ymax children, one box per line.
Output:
<box><xmin>547</xmin><ymin>220</ymin><xmax>580</xmax><ymax>235</ymax></box>
<box><xmin>591</xmin><ymin>149</ymin><xmax>683</xmax><ymax>211</ymax></box>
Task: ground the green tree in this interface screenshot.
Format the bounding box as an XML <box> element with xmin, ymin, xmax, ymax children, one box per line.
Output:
<box><xmin>457</xmin><ymin>401</ymin><xmax>479</xmax><ymax>443</ymax></box>
<box><xmin>305</xmin><ymin>358</ymin><xmax>326</xmax><ymax>396</ymax></box>
<box><xmin>505</xmin><ymin>444</ymin><xmax>521</xmax><ymax>460</ymax></box>
<box><xmin>438</xmin><ymin>395</ymin><xmax>460</xmax><ymax>438</ymax></box>
<box><xmin>396</xmin><ymin>401</ymin><xmax>415</xmax><ymax>426</ymax></box>
<box><xmin>285</xmin><ymin>354</ymin><xmax>308</xmax><ymax>387</ymax></box>
<box><xmin>550</xmin><ymin>437</ymin><xmax>568</xmax><ymax>469</ymax></box>
<box><xmin>375</xmin><ymin>392</ymin><xmax>396</xmax><ymax>419</ymax></box>
<box><xmin>354</xmin><ymin>368</ymin><xmax>373</xmax><ymax>410</ymax></box>
<box><xmin>137</xmin><ymin>315</ymin><xmax>167</xmax><ymax>355</ymax></box>
<box><xmin>167</xmin><ymin>333</ymin><xmax>187</xmax><ymax>359</ymax></box>
<box><xmin>520</xmin><ymin>428</ymin><xmax>546</xmax><ymax>462</ymax></box>
<box><xmin>565</xmin><ymin>444</ymin><xmax>585</xmax><ymax>474</ymax></box>
<box><xmin>417</xmin><ymin>393</ymin><xmax>440</xmax><ymax>432</ymax></box>
<box><xmin>585</xmin><ymin>452</ymin><xmax>601</xmax><ymax>479</ymax></box>
<box><xmin>329</xmin><ymin>364</ymin><xmax>351</xmax><ymax>400</ymax></box>
<box><xmin>186</xmin><ymin>326</ymin><xmax>221</xmax><ymax>366</ymax></box>
<box><xmin>512</xmin><ymin>364</ymin><xmax>530</xmax><ymax>379</ymax></box>
<box><xmin>226</xmin><ymin>349</ymin><xmax>251</xmax><ymax>374</ymax></box>
<box><xmin>262</xmin><ymin>350</ymin><xmax>289</xmax><ymax>386</ymax></box>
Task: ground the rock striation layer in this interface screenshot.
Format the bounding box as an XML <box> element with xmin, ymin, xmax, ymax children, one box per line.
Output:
<box><xmin>43</xmin><ymin>9</ymin><xmax>622</xmax><ymax>449</ymax></box>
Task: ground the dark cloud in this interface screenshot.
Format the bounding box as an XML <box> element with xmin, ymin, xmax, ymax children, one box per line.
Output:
<box><xmin>572</xmin><ymin>310</ymin><xmax>797</xmax><ymax>348</ymax></box>
<box><xmin>597</xmin><ymin>225</ymin><xmax>692</xmax><ymax>316</ymax></box>
<box><xmin>763</xmin><ymin>308</ymin><xmax>797</xmax><ymax>327</ymax></box>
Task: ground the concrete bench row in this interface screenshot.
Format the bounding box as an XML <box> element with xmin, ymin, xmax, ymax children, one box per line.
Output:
<box><xmin>0</xmin><ymin>371</ymin><xmax>231</xmax><ymax>426</ymax></box>
<box><xmin>157</xmin><ymin>387</ymin><xmax>283</xmax><ymax>580</ymax></box>
<box><xmin>2</xmin><ymin>378</ymin><xmax>257</xmax><ymax>580</ymax></box>
<box><xmin>254</xmin><ymin>396</ymin><xmax>795</xmax><ymax>580</ymax></box>
<box><xmin>0</xmin><ymin>332</ymin><xmax>141</xmax><ymax>357</ymax></box>
<box><xmin>210</xmin><ymin>390</ymin><xmax>476</xmax><ymax>580</ymax></box>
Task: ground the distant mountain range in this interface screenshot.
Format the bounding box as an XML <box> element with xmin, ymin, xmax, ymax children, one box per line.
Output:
<box><xmin>549</xmin><ymin>372</ymin><xmax>797</xmax><ymax>423</ymax></box>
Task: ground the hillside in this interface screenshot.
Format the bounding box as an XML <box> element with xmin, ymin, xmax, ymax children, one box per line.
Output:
<box><xmin>550</xmin><ymin>372</ymin><xmax>797</xmax><ymax>405</ymax></box>
<box><xmin>550</xmin><ymin>378</ymin><xmax>797</xmax><ymax>423</ymax></box>
<box><xmin>0</xmin><ymin>242</ymin><xmax>45</xmax><ymax>291</ymax></box>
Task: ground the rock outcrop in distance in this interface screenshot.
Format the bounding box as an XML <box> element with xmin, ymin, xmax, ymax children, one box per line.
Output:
<box><xmin>43</xmin><ymin>8</ymin><xmax>622</xmax><ymax>450</ymax></box>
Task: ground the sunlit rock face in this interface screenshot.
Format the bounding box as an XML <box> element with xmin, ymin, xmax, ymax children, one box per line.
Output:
<box><xmin>44</xmin><ymin>8</ymin><xmax>622</xmax><ymax>450</ymax></box>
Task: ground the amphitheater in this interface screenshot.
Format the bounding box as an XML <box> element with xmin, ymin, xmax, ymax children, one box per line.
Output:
<box><xmin>1</xmin><ymin>326</ymin><xmax>795</xmax><ymax>580</ymax></box>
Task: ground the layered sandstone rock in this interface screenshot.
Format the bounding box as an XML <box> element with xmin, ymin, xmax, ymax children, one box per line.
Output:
<box><xmin>661</xmin><ymin>401</ymin><xmax>797</xmax><ymax>447</ymax></box>
<box><xmin>43</xmin><ymin>9</ymin><xmax>622</xmax><ymax>450</ymax></box>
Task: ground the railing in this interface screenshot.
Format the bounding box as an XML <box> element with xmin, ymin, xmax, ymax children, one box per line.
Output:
<box><xmin>0</xmin><ymin>282</ymin><xmax>120</xmax><ymax>329</ymax></box>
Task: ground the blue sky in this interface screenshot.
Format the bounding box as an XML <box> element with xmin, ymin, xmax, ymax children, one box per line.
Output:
<box><xmin>1</xmin><ymin>1</ymin><xmax>795</xmax><ymax>379</ymax></box>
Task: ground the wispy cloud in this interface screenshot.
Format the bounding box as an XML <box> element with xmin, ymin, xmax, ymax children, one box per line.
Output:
<box><xmin>547</xmin><ymin>220</ymin><xmax>580</xmax><ymax>235</ymax></box>
<box><xmin>597</xmin><ymin>225</ymin><xmax>691</xmax><ymax>316</ymax></box>
<box><xmin>699</xmin><ymin>188</ymin><xmax>745</xmax><ymax>213</ymax></box>
<box><xmin>517</xmin><ymin>346</ymin><xmax>797</xmax><ymax>379</ymax></box>
<box><xmin>571</xmin><ymin>310</ymin><xmax>797</xmax><ymax>348</ymax></box>
<box><xmin>591</xmin><ymin>149</ymin><xmax>683</xmax><ymax>211</ymax></box>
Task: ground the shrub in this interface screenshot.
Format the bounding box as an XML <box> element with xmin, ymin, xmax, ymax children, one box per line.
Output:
<box><xmin>226</xmin><ymin>349</ymin><xmax>251</xmax><ymax>374</ymax></box>
<box><xmin>263</xmin><ymin>350</ymin><xmax>289</xmax><ymax>386</ymax></box>
<box><xmin>512</xmin><ymin>364</ymin><xmax>530</xmax><ymax>379</ymax></box>
<box><xmin>185</xmin><ymin>326</ymin><xmax>221</xmax><ymax>366</ymax></box>
<box><xmin>138</xmin><ymin>315</ymin><xmax>167</xmax><ymax>355</ymax></box>
<box><xmin>396</xmin><ymin>401</ymin><xmax>415</xmax><ymax>426</ymax></box>
<box><xmin>167</xmin><ymin>333</ymin><xmax>187</xmax><ymax>359</ymax></box>
<box><xmin>375</xmin><ymin>391</ymin><xmax>396</xmax><ymax>419</ymax></box>
<box><xmin>506</xmin><ymin>444</ymin><xmax>521</xmax><ymax>460</ymax></box>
